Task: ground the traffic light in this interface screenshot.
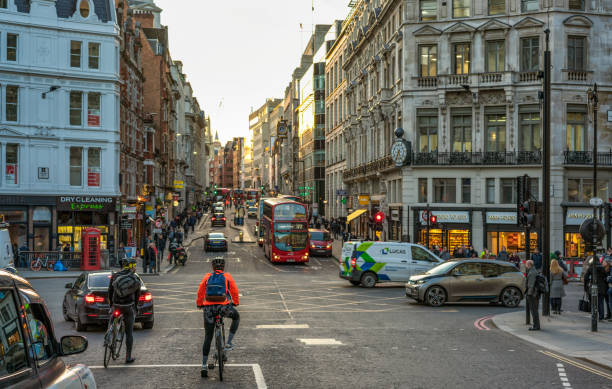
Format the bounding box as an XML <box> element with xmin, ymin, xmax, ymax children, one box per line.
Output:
<box><xmin>429</xmin><ymin>214</ymin><xmax>438</xmax><ymax>227</ymax></box>
<box><xmin>374</xmin><ymin>211</ymin><xmax>385</xmax><ymax>224</ymax></box>
<box><xmin>519</xmin><ymin>200</ymin><xmax>535</xmax><ymax>227</ymax></box>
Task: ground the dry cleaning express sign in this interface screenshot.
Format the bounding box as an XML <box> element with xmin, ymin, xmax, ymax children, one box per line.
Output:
<box><xmin>57</xmin><ymin>196</ymin><xmax>116</xmax><ymax>212</ymax></box>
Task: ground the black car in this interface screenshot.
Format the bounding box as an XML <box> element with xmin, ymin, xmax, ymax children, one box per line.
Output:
<box><xmin>211</xmin><ymin>212</ymin><xmax>226</xmax><ymax>227</ymax></box>
<box><xmin>0</xmin><ymin>270</ymin><xmax>94</xmax><ymax>389</ymax></box>
<box><xmin>204</xmin><ymin>232</ymin><xmax>228</xmax><ymax>252</ymax></box>
<box><xmin>62</xmin><ymin>271</ymin><xmax>154</xmax><ymax>331</ymax></box>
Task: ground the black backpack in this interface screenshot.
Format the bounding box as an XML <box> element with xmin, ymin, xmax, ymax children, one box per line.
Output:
<box><xmin>535</xmin><ymin>273</ymin><xmax>549</xmax><ymax>294</ymax></box>
<box><xmin>112</xmin><ymin>273</ymin><xmax>140</xmax><ymax>299</ymax></box>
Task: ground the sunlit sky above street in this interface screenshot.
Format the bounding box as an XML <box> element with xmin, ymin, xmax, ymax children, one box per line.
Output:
<box><xmin>155</xmin><ymin>0</ymin><xmax>351</xmax><ymax>144</ymax></box>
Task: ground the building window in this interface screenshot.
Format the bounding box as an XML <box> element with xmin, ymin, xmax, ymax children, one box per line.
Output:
<box><xmin>453</xmin><ymin>43</ymin><xmax>470</xmax><ymax>74</ymax></box>
<box><xmin>0</xmin><ymin>1</ymin><xmax>7</xmax><ymax>8</ymax></box>
<box><xmin>485</xmin><ymin>107</ymin><xmax>506</xmax><ymax>152</ymax></box>
<box><xmin>70</xmin><ymin>41</ymin><xmax>82</xmax><ymax>68</ymax></box>
<box><xmin>398</xmin><ymin>49</ymin><xmax>402</xmax><ymax>80</ymax></box>
<box><xmin>567</xmin><ymin>36</ymin><xmax>586</xmax><ymax>71</ymax></box>
<box><xmin>419</xmin><ymin>45</ymin><xmax>437</xmax><ymax>77</ymax></box>
<box><xmin>420</xmin><ymin>0</ymin><xmax>437</xmax><ymax>21</ymax></box>
<box><xmin>7</xmin><ymin>33</ymin><xmax>18</xmax><ymax>62</ymax></box>
<box><xmin>418</xmin><ymin>178</ymin><xmax>427</xmax><ymax>203</ymax></box>
<box><xmin>566</xmin><ymin>105</ymin><xmax>586</xmax><ymax>151</ymax></box>
<box><xmin>519</xmin><ymin>105</ymin><xmax>541</xmax><ymax>152</ymax></box>
<box><xmin>453</xmin><ymin>0</ymin><xmax>471</xmax><ymax>17</ymax></box>
<box><xmin>70</xmin><ymin>91</ymin><xmax>83</xmax><ymax>126</ymax></box>
<box><xmin>500</xmin><ymin>178</ymin><xmax>515</xmax><ymax>204</ymax></box>
<box><xmin>417</xmin><ymin>108</ymin><xmax>438</xmax><ymax>152</ymax></box>
<box><xmin>530</xmin><ymin>178</ymin><xmax>540</xmax><ymax>200</ymax></box>
<box><xmin>521</xmin><ymin>0</ymin><xmax>538</xmax><ymax>11</ymax></box>
<box><xmin>569</xmin><ymin>0</ymin><xmax>584</xmax><ymax>10</ymax></box>
<box><xmin>462</xmin><ymin>178</ymin><xmax>471</xmax><ymax>204</ymax></box>
<box><xmin>488</xmin><ymin>0</ymin><xmax>505</xmax><ymax>14</ymax></box>
<box><xmin>434</xmin><ymin>178</ymin><xmax>456</xmax><ymax>203</ymax></box>
<box><xmin>485</xmin><ymin>41</ymin><xmax>504</xmax><ymax>72</ymax></box>
<box><xmin>87</xmin><ymin>148</ymin><xmax>101</xmax><ymax>187</ymax></box>
<box><xmin>88</xmin><ymin>43</ymin><xmax>100</xmax><ymax>69</ymax></box>
<box><xmin>520</xmin><ymin>37</ymin><xmax>539</xmax><ymax>72</ymax></box>
<box><xmin>5</xmin><ymin>85</ymin><xmax>18</xmax><ymax>122</ymax></box>
<box><xmin>486</xmin><ymin>178</ymin><xmax>495</xmax><ymax>204</ymax></box>
<box><xmin>70</xmin><ymin>147</ymin><xmax>83</xmax><ymax>186</ymax></box>
<box><xmin>451</xmin><ymin>109</ymin><xmax>472</xmax><ymax>152</ymax></box>
<box><xmin>567</xmin><ymin>178</ymin><xmax>607</xmax><ymax>202</ymax></box>
<box><xmin>87</xmin><ymin>93</ymin><xmax>101</xmax><ymax>126</ymax></box>
<box><xmin>5</xmin><ymin>143</ymin><xmax>18</xmax><ymax>185</ymax></box>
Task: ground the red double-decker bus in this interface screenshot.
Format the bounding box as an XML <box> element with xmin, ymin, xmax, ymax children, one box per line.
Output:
<box><xmin>261</xmin><ymin>198</ymin><xmax>309</xmax><ymax>263</ymax></box>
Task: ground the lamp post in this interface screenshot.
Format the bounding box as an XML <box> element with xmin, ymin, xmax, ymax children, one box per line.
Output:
<box><xmin>588</xmin><ymin>83</ymin><xmax>599</xmax><ymax>332</ymax></box>
<box><xmin>541</xmin><ymin>28</ymin><xmax>551</xmax><ymax>316</ymax></box>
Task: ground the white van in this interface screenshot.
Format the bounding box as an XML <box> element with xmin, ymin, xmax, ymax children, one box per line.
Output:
<box><xmin>339</xmin><ymin>241</ymin><xmax>442</xmax><ymax>287</ymax></box>
<box><xmin>0</xmin><ymin>220</ymin><xmax>14</xmax><ymax>269</ymax></box>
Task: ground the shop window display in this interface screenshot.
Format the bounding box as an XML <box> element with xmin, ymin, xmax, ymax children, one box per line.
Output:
<box><xmin>419</xmin><ymin>228</ymin><xmax>470</xmax><ymax>255</ymax></box>
<box><xmin>487</xmin><ymin>231</ymin><xmax>537</xmax><ymax>255</ymax></box>
<box><xmin>565</xmin><ymin>233</ymin><xmax>585</xmax><ymax>258</ymax></box>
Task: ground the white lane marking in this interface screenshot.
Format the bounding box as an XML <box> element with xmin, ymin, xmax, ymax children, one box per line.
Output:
<box><xmin>256</xmin><ymin>324</ymin><xmax>309</xmax><ymax>329</ymax></box>
<box><xmin>556</xmin><ymin>363</ymin><xmax>572</xmax><ymax>389</ymax></box>
<box><xmin>89</xmin><ymin>363</ymin><xmax>267</xmax><ymax>389</ymax></box>
<box><xmin>274</xmin><ymin>281</ymin><xmax>294</xmax><ymax>320</ymax></box>
<box><xmin>298</xmin><ymin>338</ymin><xmax>343</xmax><ymax>346</ymax></box>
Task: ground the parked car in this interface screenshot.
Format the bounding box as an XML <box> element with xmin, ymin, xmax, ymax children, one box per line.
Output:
<box><xmin>63</xmin><ymin>271</ymin><xmax>154</xmax><ymax>331</ymax></box>
<box><xmin>0</xmin><ymin>269</ymin><xmax>95</xmax><ymax>388</ymax></box>
<box><xmin>211</xmin><ymin>213</ymin><xmax>227</xmax><ymax>227</ymax></box>
<box><xmin>405</xmin><ymin>259</ymin><xmax>525</xmax><ymax>308</ymax></box>
<box><xmin>204</xmin><ymin>232</ymin><xmax>228</xmax><ymax>252</ymax></box>
<box><xmin>0</xmin><ymin>216</ymin><xmax>14</xmax><ymax>269</ymax></box>
<box><xmin>309</xmin><ymin>229</ymin><xmax>332</xmax><ymax>257</ymax></box>
<box><xmin>339</xmin><ymin>241</ymin><xmax>442</xmax><ymax>287</ymax></box>
<box><xmin>247</xmin><ymin>207</ymin><xmax>258</xmax><ymax>218</ymax></box>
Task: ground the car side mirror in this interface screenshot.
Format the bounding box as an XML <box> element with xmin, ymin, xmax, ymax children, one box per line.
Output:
<box><xmin>65</xmin><ymin>283</ymin><xmax>72</xmax><ymax>289</ymax></box>
<box><xmin>60</xmin><ymin>335</ymin><xmax>88</xmax><ymax>356</ymax></box>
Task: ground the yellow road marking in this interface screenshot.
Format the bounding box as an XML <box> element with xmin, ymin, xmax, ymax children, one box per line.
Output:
<box><xmin>539</xmin><ymin>350</ymin><xmax>612</xmax><ymax>381</ymax></box>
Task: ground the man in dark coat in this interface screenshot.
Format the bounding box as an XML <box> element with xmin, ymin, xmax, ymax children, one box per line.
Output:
<box><xmin>526</xmin><ymin>260</ymin><xmax>540</xmax><ymax>330</ymax></box>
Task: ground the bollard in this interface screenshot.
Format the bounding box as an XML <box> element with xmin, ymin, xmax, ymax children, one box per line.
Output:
<box><xmin>239</xmin><ymin>231</ymin><xmax>244</xmax><ymax>242</ymax></box>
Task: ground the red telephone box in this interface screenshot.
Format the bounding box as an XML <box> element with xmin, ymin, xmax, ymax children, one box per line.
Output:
<box><xmin>81</xmin><ymin>228</ymin><xmax>101</xmax><ymax>270</ymax></box>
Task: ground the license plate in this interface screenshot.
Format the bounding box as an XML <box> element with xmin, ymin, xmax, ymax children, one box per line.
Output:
<box><xmin>286</xmin><ymin>259</ymin><xmax>295</xmax><ymax>262</ymax></box>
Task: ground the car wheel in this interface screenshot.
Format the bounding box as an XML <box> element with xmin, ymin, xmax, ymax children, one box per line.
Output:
<box><xmin>75</xmin><ymin>315</ymin><xmax>87</xmax><ymax>332</ymax></box>
<box><xmin>500</xmin><ymin>286</ymin><xmax>522</xmax><ymax>308</ymax></box>
<box><xmin>62</xmin><ymin>301</ymin><xmax>71</xmax><ymax>322</ymax></box>
<box><xmin>142</xmin><ymin>320</ymin><xmax>154</xmax><ymax>329</ymax></box>
<box><xmin>349</xmin><ymin>280</ymin><xmax>361</xmax><ymax>286</ymax></box>
<box><xmin>360</xmin><ymin>272</ymin><xmax>377</xmax><ymax>288</ymax></box>
<box><xmin>425</xmin><ymin>286</ymin><xmax>447</xmax><ymax>307</ymax></box>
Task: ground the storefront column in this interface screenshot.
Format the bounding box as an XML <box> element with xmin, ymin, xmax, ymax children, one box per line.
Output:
<box><xmin>51</xmin><ymin>206</ymin><xmax>57</xmax><ymax>250</ymax></box>
<box><xmin>27</xmin><ymin>206</ymin><xmax>34</xmax><ymax>250</ymax></box>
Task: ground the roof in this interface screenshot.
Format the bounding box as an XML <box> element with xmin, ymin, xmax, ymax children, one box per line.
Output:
<box><xmin>56</xmin><ymin>0</ymin><xmax>113</xmax><ymax>22</ymax></box>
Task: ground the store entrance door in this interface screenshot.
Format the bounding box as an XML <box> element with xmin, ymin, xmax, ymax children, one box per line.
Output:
<box><xmin>33</xmin><ymin>226</ymin><xmax>50</xmax><ymax>251</ymax></box>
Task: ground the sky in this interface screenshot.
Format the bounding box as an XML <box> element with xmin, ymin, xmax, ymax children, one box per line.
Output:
<box><xmin>155</xmin><ymin>0</ymin><xmax>352</xmax><ymax>145</ymax></box>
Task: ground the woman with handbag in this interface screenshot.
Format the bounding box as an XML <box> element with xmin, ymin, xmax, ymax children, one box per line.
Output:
<box><xmin>550</xmin><ymin>259</ymin><xmax>567</xmax><ymax>314</ymax></box>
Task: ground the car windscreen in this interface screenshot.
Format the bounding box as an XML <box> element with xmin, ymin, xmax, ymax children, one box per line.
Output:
<box><xmin>248</xmin><ymin>207</ymin><xmax>257</xmax><ymax>212</ymax></box>
<box><xmin>309</xmin><ymin>231</ymin><xmax>330</xmax><ymax>241</ymax></box>
<box><xmin>424</xmin><ymin>261</ymin><xmax>457</xmax><ymax>275</ymax></box>
<box><xmin>88</xmin><ymin>273</ymin><xmax>112</xmax><ymax>288</ymax></box>
<box><xmin>209</xmin><ymin>233</ymin><xmax>224</xmax><ymax>239</ymax></box>
<box><xmin>214</xmin><ymin>213</ymin><xmax>224</xmax><ymax>218</ymax></box>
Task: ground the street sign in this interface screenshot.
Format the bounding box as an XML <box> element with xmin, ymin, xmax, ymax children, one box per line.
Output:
<box><xmin>336</xmin><ymin>190</ymin><xmax>348</xmax><ymax>196</ymax></box>
<box><xmin>589</xmin><ymin>197</ymin><xmax>603</xmax><ymax>207</ymax></box>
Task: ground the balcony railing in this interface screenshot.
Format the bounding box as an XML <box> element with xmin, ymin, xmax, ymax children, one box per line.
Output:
<box><xmin>518</xmin><ymin>71</ymin><xmax>539</xmax><ymax>82</ymax></box>
<box><xmin>564</xmin><ymin>151</ymin><xmax>612</xmax><ymax>166</ymax></box>
<box><xmin>416</xmin><ymin>76</ymin><xmax>438</xmax><ymax>88</ymax></box>
<box><xmin>413</xmin><ymin>151</ymin><xmax>542</xmax><ymax>166</ymax></box>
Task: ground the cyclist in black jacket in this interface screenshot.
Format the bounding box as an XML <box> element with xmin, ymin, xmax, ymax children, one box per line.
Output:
<box><xmin>108</xmin><ymin>258</ymin><xmax>141</xmax><ymax>363</ymax></box>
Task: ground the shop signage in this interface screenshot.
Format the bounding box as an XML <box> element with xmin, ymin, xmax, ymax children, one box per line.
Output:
<box><xmin>57</xmin><ymin>196</ymin><xmax>115</xmax><ymax>212</ymax></box>
<box><xmin>173</xmin><ymin>180</ymin><xmax>184</xmax><ymax>189</ymax></box>
<box><xmin>145</xmin><ymin>205</ymin><xmax>155</xmax><ymax>217</ymax></box>
<box><xmin>122</xmin><ymin>205</ymin><xmax>137</xmax><ymax>214</ymax></box>
<box><xmin>87</xmin><ymin>168</ymin><xmax>100</xmax><ymax>187</ymax></box>
<box><xmin>566</xmin><ymin>207</ymin><xmax>603</xmax><ymax>226</ymax></box>
<box><xmin>486</xmin><ymin>212</ymin><xmax>517</xmax><ymax>224</ymax></box>
<box><xmin>38</xmin><ymin>167</ymin><xmax>49</xmax><ymax>180</ymax></box>
<box><xmin>336</xmin><ymin>190</ymin><xmax>348</xmax><ymax>196</ymax></box>
<box><xmin>420</xmin><ymin>210</ymin><xmax>469</xmax><ymax>225</ymax></box>
<box><xmin>358</xmin><ymin>195</ymin><xmax>370</xmax><ymax>205</ymax></box>
<box><xmin>5</xmin><ymin>164</ymin><xmax>16</xmax><ymax>184</ymax></box>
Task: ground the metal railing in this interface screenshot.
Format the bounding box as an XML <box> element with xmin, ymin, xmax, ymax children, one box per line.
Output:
<box><xmin>15</xmin><ymin>251</ymin><xmax>82</xmax><ymax>270</ymax></box>
<box><xmin>412</xmin><ymin>151</ymin><xmax>542</xmax><ymax>166</ymax></box>
<box><xmin>564</xmin><ymin>151</ymin><xmax>612</xmax><ymax>166</ymax></box>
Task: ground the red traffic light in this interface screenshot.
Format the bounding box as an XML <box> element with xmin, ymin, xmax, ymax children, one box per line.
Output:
<box><xmin>430</xmin><ymin>215</ymin><xmax>437</xmax><ymax>224</ymax></box>
<box><xmin>374</xmin><ymin>212</ymin><xmax>385</xmax><ymax>223</ymax></box>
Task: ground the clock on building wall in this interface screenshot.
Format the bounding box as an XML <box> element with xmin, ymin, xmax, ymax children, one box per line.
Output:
<box><xmin>391</xmin><ymin>139</ymin><xmax>410</xmax><ymax>167</ymax></box>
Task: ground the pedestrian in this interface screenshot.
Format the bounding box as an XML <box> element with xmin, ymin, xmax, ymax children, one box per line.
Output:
<box><xmin>509</xmin><ymin>252</ymin><xmax>520</xmax><ymax>269</ymax></box>
<box><xmin>453</xmin><ymin>246</ymin><xmax>462</xmax><ymax>258</ymax></box>
<box><xmin>147</xmin><ymin>242</ymin><xmax>157</xmax><ymax>273</ymax></box>
<box><xmin>497</xmin><ymin>246</ymin><xmax>509</xmax><ymax>262</ymax></box>
<box><xmin>583</xmin><ymin>256</ymin><xmax>609</xmax><ymax>321</ymax></box>
<box><xmin>602</xmin><ymin>260</ymin><xmax>611</xmax><ymax>320</ymax></box>
<box><xmin>531</xmin><ymin>248</ymin><xmax>542</xmax><ymax>272</ymax></box>
<box><xmin>550</xmin><ymin>259</ymin><xmax>567</xmax><ymax>314</ymax></box>
<box><xmin>156</xmin><ymin>233</ymin><xmax>165</xmax><ymax>264</ymax></box>
<box><xmin>554</xmin><ymin>250</ymin><xmax>568</xmax><ymax>272</ymax></box>
<box><xmin>440</xmin><ymin>247</ymin><xmax>450</xmax><ymax>261</ymax></box>
<box><xmin>525</xmin><ymin>259</ymin><xmax>540</xmax><ymax>330</ymax></box>
<box><xmin>468</xmin><ymin>246</ymin><xmax>477</xmax><ymax>258</ymax></box>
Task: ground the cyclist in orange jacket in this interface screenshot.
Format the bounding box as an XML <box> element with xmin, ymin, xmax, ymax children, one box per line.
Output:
<box><xmin>196</xmin><ymin>256</ymin><xmax>240</xmax><ymax>377</ymax></box>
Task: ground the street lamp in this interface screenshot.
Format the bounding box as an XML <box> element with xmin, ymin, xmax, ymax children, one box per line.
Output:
<box><xmin>587</xmin><ymin>83</ymin><xmax>600</xmax><ymax>332</ymax></box>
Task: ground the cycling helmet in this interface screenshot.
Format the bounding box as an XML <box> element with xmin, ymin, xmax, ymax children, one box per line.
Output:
<box><xmin>212</xmin><ymin>256</ymin><xmax>225</xmax><ymax>271</ymax></box>
<box><xmin>120</xmin><ymin>257</ymin><xmax>137</xmax><ymax>270</ymax></box>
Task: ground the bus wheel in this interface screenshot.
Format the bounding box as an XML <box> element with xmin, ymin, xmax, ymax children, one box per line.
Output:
<box><xmin>360</xmin><ymin>272</ymin><xmax>377</xmax><ymax>288</ymax></box>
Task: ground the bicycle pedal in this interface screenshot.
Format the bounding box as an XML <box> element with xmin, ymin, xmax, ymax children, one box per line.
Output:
<box><xmin>207</xmin><ymin>363</ymin><xmax>215</xmax><ymax>370</ymax></box>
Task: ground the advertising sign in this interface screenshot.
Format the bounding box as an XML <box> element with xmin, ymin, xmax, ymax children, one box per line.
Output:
<box><xmin>87</xmin><ymin>168</ymin><xmax>100</xmax><ymax>187</ymax></box>
<box><xmin>419</xmin><ymin>210</ymin><xmax>470</xmax><ymax>225</ymax></box>
<box><xmin>485</xmin><ymin>212</ymin><xmax>517</xmax><ymax>224</ymax></box>
<box><xmin>358</xmin><ymin>195</ymin><xmax>370</xmax><ymax>206</ymax></box>
<box><xmin>5</xmin><ymin>164</ymin><xmax>16</xmax><ymax>184</ymax></box>
<box><xmin>87</xmin><ymin>109</ymin><xmax>100</xmax><ymax>126</ymax></box>
<box><xmin>57</xmin><ymin>196</ymin><xmax>115</xmax><ymax>212</ymax></box>
<box><xmin>173</xmin><ymin>180</ymin><xmax>184</xmax><ymax>189</ymax></box>
<box><xmin>566</xmin><ymin>207</ymin><xmax>603</xmax><ymax>225</ymax></box>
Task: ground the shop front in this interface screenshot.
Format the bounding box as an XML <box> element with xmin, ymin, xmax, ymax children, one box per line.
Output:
<box><xmin>414</xmin><ymin>209</ymin><xmax>471</xmax><ymax>254</ymax></box>
<box><xmin>0</xmin><ymin>195</ymin><xmax>55</xmax><ymax>251</ymax></box>
<box><xmin>388</xmin><ymin>206</ymin><xmax>403</xmax><ymax>241</ymax></box>
<box><xmin>563</xmin><ymin>206</ymin><xmax>604</xmax><ymax>258</ymax></box>
<box><xmin>483</xmin><ymin>210</ymin><xmax>538</xmax><ymax>256</ymax></box>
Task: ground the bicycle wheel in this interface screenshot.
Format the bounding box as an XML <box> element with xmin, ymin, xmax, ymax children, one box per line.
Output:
<box><xmin>30</xmin><ymin>259</ymin><xmax>41</xmax><ymax>271</ymax></box>
<box><xmin>103</xmin><ymin>326</ymin><xmax>113</xmax><ymax>368</ymax></box>
<box><xmin>113</xmin><ymin>318</ymin><xmax>125</xmax><ymax>360</ymax></box>
<box><xmin>46</xmin><ymin>260</ymin><xmax>55</xmax><ymax>271</ymax></box>
<box><xmin>216</xmin><ymin>327</ymin><xmax>224</xmax><ymax>381</ymax></box>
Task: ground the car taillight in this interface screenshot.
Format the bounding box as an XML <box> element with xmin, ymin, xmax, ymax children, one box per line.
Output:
<box><xmin>139</xmin><ymin>292</ymin><xmax>153</xmax><ymax>302</ymax></box>
<box><xmin>222</xmin><ymin>217</ymin><xmax>226</xmax><ymax>221</ymax></box>
<box><xmin>85</xmin><ymin>294</ymin><xmax>105</xmax><ymax>304</ymax></box>
<box><xmin>351</xmin><ymin>257</ymin><xmax>357</xmax><ymax>268</ymax></box>
<box><xmin>212</xmin><ymin>217</ymin><xmax>216</xmax><ymax>221</ymax></box>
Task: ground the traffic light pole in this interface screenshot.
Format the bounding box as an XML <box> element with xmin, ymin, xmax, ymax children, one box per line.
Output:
<box><xmin>426</xmin><ymin>204</ymin><xmax>430</xmax><ymax>249</ymax></box>
<box><xmin>525</xmin><ymin>224</ymin><xmax>531</xmax><ymax>325</ymax></box>
<box><xmin>542</xmin><ymin>28</ymin><xmax>551</xmax><ymax>317</ymax></box>
<box><xmin>590</xmin><ymin>84</ymin><xmax>599</xmax><ymax>332</ymax></box>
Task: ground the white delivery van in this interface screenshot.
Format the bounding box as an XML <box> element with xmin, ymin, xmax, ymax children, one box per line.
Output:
<box><xmin>339</xmin><ymin>241</ymin><xmax>442</xmax><ymax>287</ymax></box>
<box><xmin>0</xmin><ymin>218</ymin><xmax>14</xmax><ymax>269</ymax></box>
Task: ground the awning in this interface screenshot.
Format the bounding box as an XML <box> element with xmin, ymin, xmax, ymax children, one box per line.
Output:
<box><xmin>346</xmin><ymin>209</ymin><xmax>367</xmax><ymax>224</ymax></box>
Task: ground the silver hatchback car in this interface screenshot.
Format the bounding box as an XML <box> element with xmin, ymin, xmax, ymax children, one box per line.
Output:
<box><xmin>405</xmin><ymin>259</ymin><xmax>525</xmax><ymax>307</ymax></box>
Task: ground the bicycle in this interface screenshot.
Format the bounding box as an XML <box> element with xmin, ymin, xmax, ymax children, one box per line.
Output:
<box><xmin>103</xmin><ymin>306</ymin><xmax>127</xmax><ymax>368</ymax></box>
<box><xmin>30</xmin><ymin>255</ymin><xmax>55</xmax><ymax>271</ymax></box>
<box><xmin>203</xmin><ymin>305</ymin><xmax>229</xmax><ymax>381</ymax></box>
